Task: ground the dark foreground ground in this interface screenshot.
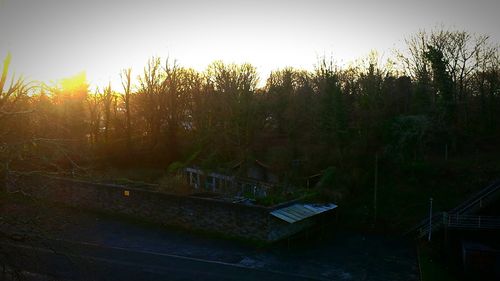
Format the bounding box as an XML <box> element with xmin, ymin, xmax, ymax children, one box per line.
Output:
<box><xmin>0</xmin><ymin>196</ymin><xmax>418</xmax><ymax>281</ymax></box>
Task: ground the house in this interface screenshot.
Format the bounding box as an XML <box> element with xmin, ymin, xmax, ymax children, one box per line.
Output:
<box><xmin>184</xmin><ymin>167</ymin><xmax>235</xmax><ymax>193</ymax></box>
<box><xmin>231</xmin><ymin>159</ymin><xmax>280</xmax><ymax>184</ymax></box>
<box><xmin>183</xmin><ymin>159</ymin><xmax>281</xmax><ymax>197</ymax></box>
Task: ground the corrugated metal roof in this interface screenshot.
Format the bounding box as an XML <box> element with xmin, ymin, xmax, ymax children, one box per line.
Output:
<box><xmin>270</xmin><ymin>203</ymin><xmax>337</xmax><ymax>223</ymax></box>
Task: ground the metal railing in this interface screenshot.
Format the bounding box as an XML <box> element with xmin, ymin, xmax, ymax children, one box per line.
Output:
<box><xmin>415</xmin><ymin>213</ymin><xmax>500</xmax><ymax>238</ymax></box>
<box><xmin>445</xmin><ymin>214</ymin><xmax>500</xmax><ymax>229</ymax></box>
<box><xmin>415</xmin><ymin>212</ymin><xmax>446</xmax><ymax>238</ymax></box>
<box><xmin>408</xmin><ymin>178</ymin><xmax>500</xmax><ymax>238</ymax></box>
<box><xmin>450</xmin><ymin>179</ymin><xmax>500</xmax><ymax>215</ymax></box>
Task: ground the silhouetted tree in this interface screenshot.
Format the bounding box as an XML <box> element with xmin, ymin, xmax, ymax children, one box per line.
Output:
<box><xmin>121</xmin><ymin>68</ymin><xmax>133</xmax><ymax>150</ymax></box>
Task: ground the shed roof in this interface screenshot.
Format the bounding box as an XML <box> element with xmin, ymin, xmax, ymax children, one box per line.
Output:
<box><xmin>270</xmin><ymin>203</ymin><xmax>337</xmax><ymax>224</ymax></box>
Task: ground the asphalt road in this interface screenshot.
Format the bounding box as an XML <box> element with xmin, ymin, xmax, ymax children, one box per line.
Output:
<box><xmin>2</xmin><ymin>239</ymin><xmax>323</xmax><ymax>281</ymax></box>
<box><xmin>1</xmin><ymin>201</ymin><xmax>418</xmax><ymax>281</ymax></box>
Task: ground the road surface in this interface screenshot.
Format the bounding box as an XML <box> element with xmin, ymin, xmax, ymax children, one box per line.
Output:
<box><xmin>1</xmin><ymin>201</ymin><xmax>418</xmax><ymax>280</ymax></box>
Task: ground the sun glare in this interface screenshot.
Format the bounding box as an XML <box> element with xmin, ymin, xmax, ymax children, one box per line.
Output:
<box><xmin>60</xmin><ymin>72</ymin><xmax>88</xmax><ymax>93</ymax></box>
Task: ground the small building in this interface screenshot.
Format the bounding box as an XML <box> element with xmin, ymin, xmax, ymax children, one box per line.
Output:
<box><xmin>269</xmin><ymin>203</ymin><xmax>338</xmax><ymax>240</ymax></box>
<box><xmin>184</xmin><ymin>167</ymin><xmax>235</xmax><ymax>193</ymax></box>
<box><xmin>183</xmin><ymin>159</ymin><xmax>281</xmax><ymax>197</ymax></box>
<box><xmin>232</xmin><ymin>160</ymin><xmax>280</xmax><ymax>184</ymax></box>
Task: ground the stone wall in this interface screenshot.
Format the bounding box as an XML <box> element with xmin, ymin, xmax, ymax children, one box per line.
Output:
<box><xmin>7</xmin><ymin>174</ymin><xmax>315</xmax><ymax>242</ymax></box>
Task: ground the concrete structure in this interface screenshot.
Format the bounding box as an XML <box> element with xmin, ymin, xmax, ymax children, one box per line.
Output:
<box><xmin>7</xmin><ymin>173</ymin><xmax>336</xmax><ymax>242</ymax></box>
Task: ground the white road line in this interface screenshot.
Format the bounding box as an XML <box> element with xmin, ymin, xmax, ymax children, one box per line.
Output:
<box><xmin>2</xmin><ymin>240</ymin><xmax>331</xmax><ymax>281</ymax></box>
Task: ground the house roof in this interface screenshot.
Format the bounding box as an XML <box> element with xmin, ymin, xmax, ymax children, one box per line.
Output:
<box><xmin>231</xmin><ymin>159</ymin><xmax>275</xmax><ymax>171</ymax></box>
<box><xmin>270</xmin><ymin>203</ymin><xmax>337</xmax><ymax>224</ymax></box>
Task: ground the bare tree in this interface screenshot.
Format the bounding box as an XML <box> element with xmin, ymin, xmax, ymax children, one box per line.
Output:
<box><xmin>86</xmin><ymin>89</ymin><xmax>102</xmax><ymax>147</ymax></box>
<box><xmin>137</xmin><ymin>57</ymin><xmax>163</xmax><ymax>150</ymax></box>
<box><xmin>101</xmin><ymin>83</ymin><xmax>114</xmax><ymax>144</ymax></box>
<box><xmin>205</xmin><ymin>61</ymin><xmax>259</xmax><ymax>152</ymax></box>
<box><xmin>120</xmin><ymin>68</ymin><xmax>133</xmax><ymax>150</ymax></box>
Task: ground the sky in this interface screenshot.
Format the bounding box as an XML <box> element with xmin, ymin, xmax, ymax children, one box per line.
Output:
<box><xmin>0</xmin><ymin>0</ymin><xmax>499</xmax><ymax>89</ymax></box>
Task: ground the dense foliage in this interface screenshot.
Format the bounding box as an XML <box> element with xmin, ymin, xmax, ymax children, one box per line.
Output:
<box><xmin>1</xmin><ymin>29</ymin><xmax>499</xmax><ymax>195</ymax></box>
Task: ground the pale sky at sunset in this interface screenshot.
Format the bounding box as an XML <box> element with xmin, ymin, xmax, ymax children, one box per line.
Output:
<box><xmin>0</xmin><ymin>0</ymin><xmax>499</xmax><ymax>89</ymax></box>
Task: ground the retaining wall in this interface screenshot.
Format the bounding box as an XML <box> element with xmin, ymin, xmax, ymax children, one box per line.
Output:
<box><xmin>7</xmin><ymin>174</ymin><xmax>315</xmax><ymax>242</ymax></box>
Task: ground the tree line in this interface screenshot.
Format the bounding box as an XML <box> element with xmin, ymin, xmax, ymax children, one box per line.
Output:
<box><xmin>1</xmin><ymin>28</ymin><xmax>499</xmax><ymax>187</ymax></box>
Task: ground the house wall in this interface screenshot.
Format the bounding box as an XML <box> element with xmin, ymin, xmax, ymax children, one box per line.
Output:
<box><xmin>7</xmin><ymin>174</ymin><xmax>314</xmax><ymax>242</ymax></box>
<box><xmin>247</xmin><ymin>165</ymin><xmax>265</xmax><ymax>181</ymax></box>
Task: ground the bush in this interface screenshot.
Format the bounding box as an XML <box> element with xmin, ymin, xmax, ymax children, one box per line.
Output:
<box><xmin>157</xmin><ymin>174</ymin><xmax>193</xmax><ymax>195</ymax></box>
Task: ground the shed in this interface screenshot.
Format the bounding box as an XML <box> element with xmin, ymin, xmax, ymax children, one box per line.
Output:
<box><xmin>270</xmin><ymin>203</ymin><xmax>338</xmax><ymax>223</ymax></box>
<box><xmin>232</xmin><ymin>159</ymin><xmax>280</xmax><ymax>183</ymax></box>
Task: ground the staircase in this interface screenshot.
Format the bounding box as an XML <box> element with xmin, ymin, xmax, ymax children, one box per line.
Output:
<box><xmin>408</xmin><ymin>179</ymin><xmax>500</xmax><ymax>238</ymax></box>
<box><xmin>445</xmin><ymin>214</ymin><xmax>500</xmax><ymax>229</ymax></box>
<box><xmin>450</xmin><ymin>179</ymin><xmax>500</xmax><ymax>215</ymax></box>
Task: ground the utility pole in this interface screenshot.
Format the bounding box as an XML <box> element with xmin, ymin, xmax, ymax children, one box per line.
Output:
<box><xmin>428</xmin><ymin>197</ymin><xmax>433</xmax><ymax>241</ymax></box>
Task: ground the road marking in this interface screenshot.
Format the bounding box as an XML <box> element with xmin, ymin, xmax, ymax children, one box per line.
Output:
<box><xmin>2</xmin><ymin>240</ymin><xmax>330</xmax><ymax>281</ymax></box>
